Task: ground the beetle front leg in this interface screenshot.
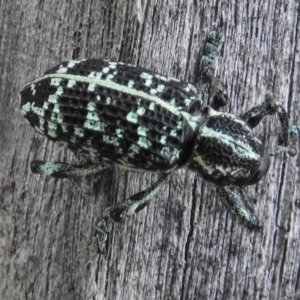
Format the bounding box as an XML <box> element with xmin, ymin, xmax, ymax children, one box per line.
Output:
<box><xmin>200</xmin><ymin>30</ymin><xmax>225</xmax><ymax>75</ymax></box>
<box><xmin>94</xmin><ymin>173</ymin><xmax>171</xmax><ymax>254</ymax></box>
<box><xmin>200</xmin><ymin>30</ymin><xmax>229</xmax><ymax>111</ymax></box>
<box><xmin>240</xmin><ymin>96</ymin><xmax>297</xmax><ymax>157</ymax></box>
<box><xmin>240</xmin><ymin>96</ymin><xmax>277</xmax><ymax>128</ymax></box>
<box><xmin>213</xmin><ymin>184</ymin><xmax>261</xmax><ymax>230</ymax></box>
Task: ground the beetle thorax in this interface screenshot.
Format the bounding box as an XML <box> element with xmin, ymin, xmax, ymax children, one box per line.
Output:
<box><xmin>188</xmin><ymin>107</ymin><xmax>267</xmax><ymax>186</ymax></box>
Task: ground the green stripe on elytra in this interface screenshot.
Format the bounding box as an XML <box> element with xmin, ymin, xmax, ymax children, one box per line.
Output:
<box><xmin>25</xmin><ymin>73</ymin><xmax>183</xmax><ymax>117</ymax></box>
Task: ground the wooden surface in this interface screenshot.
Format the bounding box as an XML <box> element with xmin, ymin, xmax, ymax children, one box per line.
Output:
<box><xmin>0</xmin><ymin>1</ymin><xmax>299</xmax><ymax>299</ymax></box>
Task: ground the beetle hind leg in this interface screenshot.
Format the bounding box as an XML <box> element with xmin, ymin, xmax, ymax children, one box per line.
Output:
<box><xmin>31</xmin><ymin>160</ymin><xmax>110</xmax><ymax>178</ymax></box>
<box><xmin>31</xmin><ymin>159</ymin><xmax>111</xmax><ymax>193</ymax></box>
<box><xmin>94</xmin><ymin>173</ymin><xmax>171</xmax><ymax>254</ymax></box>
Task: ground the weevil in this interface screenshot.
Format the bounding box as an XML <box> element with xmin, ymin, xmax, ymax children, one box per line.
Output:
<box><xmin>20</xmin><ymin>31</ymin><xmax>298</xmax><ymax>253</ymax></box>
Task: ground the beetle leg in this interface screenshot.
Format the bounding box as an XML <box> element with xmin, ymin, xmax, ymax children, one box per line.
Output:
<box><xmin>31</xmin><ymin>160</ymin><xmax>110</xmax><ymax>178</ymax></box>
<box><xmin>200</xmin><ymin>30</ymin><xmax>225</xmax><ymax>75</ymax></box>
<box><xmin>94</xmin><ymin>173</ymin><xmax>171</xmax><ymax>254</ymax></box>
<box><xmin>240</xmin><ymin>96</ymin><xmax>277</xmax><ymax>128</ymax></box>
<box><xmin>240</xmin><ymin>96</ymin><xmax>297</xmax><ymax>157</ymax></box>
<box><xmin>212</xmin><ymin>184</ymin><xmax>262</xmax><ymax>230</ymax></box>
<box><xmin>200</xmin><ymin>30</ymin><xmax>229</xmax><ymax>111</ymax></box>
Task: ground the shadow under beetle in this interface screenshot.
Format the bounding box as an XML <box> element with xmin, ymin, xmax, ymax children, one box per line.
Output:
<box><xmin>20</xmin><ymin>31</ymin><xmax>299</xmax><ymax>254</ymax></box>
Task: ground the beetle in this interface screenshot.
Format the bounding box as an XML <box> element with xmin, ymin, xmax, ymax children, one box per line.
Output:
<box><xmin>20</xmin><ymin>31</ymin><xmax>298</xmax><ymax>253</ymax></box>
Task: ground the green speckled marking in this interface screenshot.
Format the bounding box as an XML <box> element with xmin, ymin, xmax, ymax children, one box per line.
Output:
<box><xmin>154</xmin><ymin>74</ymin><xmax>167</xmax><ymax>81</ymax></box>
<box><xmin>39</xmin><ymin>118</ymin><xmax>45</xmax><ymax>126</ymax></box>
<box><xmin>71</xmin><ymin>136</ymin><xmax>78</xmax><ymax>144</ymax></box>
<box><xmin>137</xmin><ymin>126</ymin><xmax>148</xmax><ymax>137</ymax></box>
<box><xmin>106</xmin><ymin>97</ymin><xmax>112</xmax><ymax>104</ymax></box>
<box><xmin>137</xmin><ymin>107</ymin><xmax>146</xmax><ymax>116</ymax></box>
<box><xmin>84</xmin><ymin>119</ymin><xmax>105</xmax><ymax>131</ymax></box>
<box><xmin>157</xmin><ymin>84</ymin><xmax>165</xmax><ymax>92</ymax></box>
<box><xmin>126</xmin><ymin>111</ymin><xmax>138</xmax><ymax>123</ymax></box>
<box><xmin>150</xmin><ymin>89</ymin><xmax>158</xmax><ymax>95</ymax></box>
<box><xmin>170</xmin><ymin>129</ymin><xmax>177</xmax><ymax>137</ymax></box>
<box><xmin>108</xmin><ymin>62</ymin><xmax>117</xmax><ymax>69</ymax></box>
<box><xmin>88</xmin><ymin>83</ymin><xmax>96</xmax><ymax>92</ymax></box>
<box><xmin>171</xmin><ymin>148</ymin><xmax>180</xmax><ymax>159</ymax></box>
<box><xmin>74</xmin><ymin>128</ymin><xmax>84</xmax><ymax>137</ymax></box>
<box><xmin>68</xmin><ymin>60</ymin><xmax>86</xmax><ymax>68</ymax></box>
<box><xmin>141</xmin><ymin>72</ymin><xmax>153</xmax><ymax>87</ymax></box>
<box><xmin>137</xmin><ymin>137</ymin><xmax>152</xmax><ymax>149</ymax></box>
<box><xmin>51</xmin><ymin>78</ymin><xmax>62</xmax><ymax>87</ymax></box>
<box><xmin>160</xmin><ymin>135</ymin><xmax>167</xmax><ymax>144</ymax></box>
<box><xmin>170</xmin><ymin>99</ymin><xmax>176</xmax><ymax>107</ymax></box>
<box><xmin>130</xmin><ymin>144</ymin><xmax>140</xmax><ymax>153</ymax></box>
<box><xmin>128</xmin><ymin>144</ymin><xmax>141</xmax><ymax>158</ymax></box>
<box><xmin>43</xmin><ymin>102</ymin><xmax>49</xmax><ymax>110</ymax></box>
<box><xmin>96</xmin><ymin>95</ymin><xmax>101</xmax><ymax>101</ymax></box>
<box><xmin>161</xmin><ymin>146</ymin><xmax>171</xmax><ymax>156</ymax></box>
<box><xmin>48</xmin><ymin>86</ymin><xmax>63</xmax><ymax>104</ymax></box>
<box><xmin>107</xmin><ymin>74</ymin><xmax>115</xmax><ymax>80</ymax></box>
<box><xmin>149</xmin><ymin>102</ymin><xmax>155</xmax><ymax>110</ymax></box>
<box><xmin>53</xmin><ymin>104</ymin><xmax>60</xmax><ymax>113</ymax></box>
<box><xmin>88</xmin><ymin>71</ymin><xmax>103</xmax><ymax>81</ymax></box>
<box><xmin>116</xmin><ymin>128</ymin><xmax>124</xmax><ymax>138</ymax></box>
<box><xmin>161</xmin><ymin>147</ymin><xmax>180</xmax><ymax>161</ymax></box>
<box><xmin>103</xmin><ymin>135</ymin><xmax>119</xmax><ymax>146</ymax></box>
<box><xmin>48</xmin><ymin>129</ymin><xmax>57</xmax><ymax>138</ymax></box>
<box><xmin>61</xmin><ymin>125</ymin><xmax>68</xmax><ymax>132</ymax></box>
<box><xmin>128</xmin><ymin>80</ymin><xmax>135</xmax><ymax>88</ymax></box>
<box><xmin>176</xmin><ymin>121</ymin><xmax>183</xmax><ymax>130</ymax></box>
<box><xmin>48</xmin><ymin>121</ymin><xmax>57</xmax><ymax>130</ymax></box>
<box><xmin>51</xmin><ymin>112</ymin><xmax>63</xmax><ymax>123</ymax></box>
<box><xmin>31</xmin><ymin>84</ymin><xmax>36</xmax><ymax>95</ymax></box>
<box><xmin>56</xmin><ymin>86</ymin><xmax>64</xmax><ymax>95</ymax></box>
<box><xmin>86</xmin><ymin>111</ymin><xmax>99</xmax><ymax>121</ymax></box>
<box><xmin>57</xmin><ymin>66</ymin><xmax>67</xmax><ymax>74</ymax></box>
<box><xmin>102</xmin><ymin>67</ymin><xmax>110</xmax><ymax>74</ymax></box>
<box><xmin>31</xmin><ymin>103</ymin><xmax>45</xmax><ymax>117</ymax></box>
<box><xmin>21</xmin><ymin>102</ymin><xmax>31</xmax><ymax>115</ymax></box>
<box><xmin>48</xmin><ymin>94</ymin><xmax>58</xmax><ymax>104</ymax></box>
<box><xmin>37</xmin><ymin>117</ymin><xmax>45</xmax><ymax>133</ymax></box>
<box><xmin>87</xmin><ymin>102</ymin><xmax>96</xmax><ymax>112</ymax></box>
<box><xmin>184</xmin><ymin>99</ymin><xmax>192</xmax><ymax>107</ymax></box>
<box><xmin>67</xmin><ymin>79</ymin><xmax>76</xmax><ymax>88</ymax></box>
